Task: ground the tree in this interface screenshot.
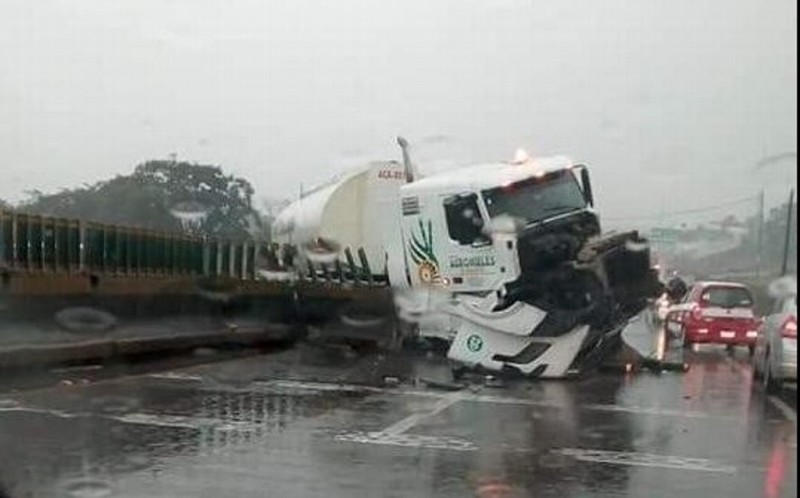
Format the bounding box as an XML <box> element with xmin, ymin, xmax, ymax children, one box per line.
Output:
<box><xmin>21</xmin><ymin>160</ymin><xmax>262</xmax><ymax>239</ymax></box>
<box><xmin>0</xmin><ymin>199</ymin><xmax>10</xmax><ymax>211</ymax></box>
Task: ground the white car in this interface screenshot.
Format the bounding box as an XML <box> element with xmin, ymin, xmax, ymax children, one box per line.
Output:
<box><xmin>753</xmin><ymin>294</ymin><xmax>797</xmax><ymax>393</ymax></box>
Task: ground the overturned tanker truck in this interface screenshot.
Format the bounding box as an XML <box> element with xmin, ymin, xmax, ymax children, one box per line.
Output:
<box><xmin>272</xmin><ymin>139</ymin><xmax>662</xmax><ymax>378</ymax></box>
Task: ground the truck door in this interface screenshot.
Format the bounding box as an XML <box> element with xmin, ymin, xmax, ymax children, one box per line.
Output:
<box><xmin>439</xmin><ymin>193</ymin><xmax>506</xmax><ymax>292</ymax></box>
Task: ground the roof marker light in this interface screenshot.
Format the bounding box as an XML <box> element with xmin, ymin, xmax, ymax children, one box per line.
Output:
<box><xmin>512</xmin><ymin>148</ymin><xmax>531</xmax><ymax>165</ymax></box>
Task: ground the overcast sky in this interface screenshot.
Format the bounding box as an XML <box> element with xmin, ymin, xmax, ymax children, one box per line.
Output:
<box><xmin>1</xmin><ymin>0</ymin><xmax>796</xmax><ymax>226</ymax></box>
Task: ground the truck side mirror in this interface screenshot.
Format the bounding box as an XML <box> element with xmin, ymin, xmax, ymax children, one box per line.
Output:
<box><xmin>579</xmin><ymin>167</ymin><xmax>594</xmax><ymax>207</ymax></box>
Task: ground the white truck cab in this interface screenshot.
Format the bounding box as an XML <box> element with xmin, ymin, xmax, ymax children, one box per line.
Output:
<box><xmin>396</xmin><ymin>156</ymin><xmax>593</xmax><ymax>294</ymax></box>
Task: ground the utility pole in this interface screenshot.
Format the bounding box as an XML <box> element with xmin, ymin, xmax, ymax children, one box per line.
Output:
<box><xmin>756</xmin><ymin>189</ymin><xmax>764</xmax><ymax>278</ymax></box>
<box><xmin>780</xmin><ymin>188</ymin><xmax>795</xmax><ymax>276</ymax></box>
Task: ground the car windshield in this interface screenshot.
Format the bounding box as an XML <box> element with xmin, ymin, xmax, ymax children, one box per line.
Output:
<box><xmin>482</xmin><ymin>170</ymin><xmax>586</xmax><ymax>224</ymax></box>
<box><xmin>702</xmin><ymin>287</ymin><xmax>754</xmax><ymax>308</ymax></box>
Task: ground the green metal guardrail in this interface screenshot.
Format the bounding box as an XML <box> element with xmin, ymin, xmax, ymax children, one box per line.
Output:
<box><xmin>0</xmin><ymin>210</ymin><xmax>258</xmax><ymax>279</ymax></box>
<box><xmin>1</xmin><ymin>209</ymin><xmax>387</xmax><ymax>287</ymax></box>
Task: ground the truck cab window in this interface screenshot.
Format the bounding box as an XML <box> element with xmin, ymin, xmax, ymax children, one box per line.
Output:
<box><xmin>444</xmin><ymin>193</ymin><xmax>486</xmax><ymax>245</ymax></box>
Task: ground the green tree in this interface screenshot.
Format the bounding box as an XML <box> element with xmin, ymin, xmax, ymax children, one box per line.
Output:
<box><xmin>21</xmin><ymin>160</ymin><xmax>262</xmax><ymax>239</ymax></box>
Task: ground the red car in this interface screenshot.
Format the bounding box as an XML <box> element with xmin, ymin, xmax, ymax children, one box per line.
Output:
<box><xmin>665</xmin><ymin>281</ymin><xmax>760</xmax><ymax>352</ymax></box>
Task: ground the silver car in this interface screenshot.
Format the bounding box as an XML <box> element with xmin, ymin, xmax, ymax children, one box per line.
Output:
<box><xmin>753</xmin><ymin>293</ymin><xmax>797</xmax><ymax>393</ymax></box>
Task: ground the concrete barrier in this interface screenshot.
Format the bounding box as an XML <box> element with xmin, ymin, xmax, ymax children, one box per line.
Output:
<box><xmin>0</xmin><ymin>327</ymin><xmax>296</xmax><ymax>370</ymax></box>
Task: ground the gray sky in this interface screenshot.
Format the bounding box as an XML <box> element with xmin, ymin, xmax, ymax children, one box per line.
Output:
<box><xmin>0</xmin><ymin>0</ymin><xmax>796</xmax><ymax>226</ymax></box>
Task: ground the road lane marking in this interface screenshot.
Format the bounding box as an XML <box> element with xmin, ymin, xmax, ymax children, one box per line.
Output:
<box><xmin>267</xmin><ymin>380</ymin><xmax>387</xmax><ymax>394</ymax></box>
<box><xmin>110</xmin><ymin>412</ymin><xmax>259</xmax><ymax>431</ymax></box>
<box><xmin>334</xmin><ymin>431</ymin><xmax>477</xmax><ymax>452</ymax></box>
<box><xmin>768</xmin><ymin>395</ymin><xmax>797</xmax><ymax>424</ymax></box>
<box><xmin>0</xmin><ymin>405</ymin><xmax>78</xmax><ymax>419</ymax></box>
<box><xmin>379</xmin><ymin>391</ymin><xmax>464</xmax><ymax>436</ymax></box>
<box><xmin>148</xmin><ymin>372</ymin><xmax>204</xmax><ymax>382</ymax></box>
<box><xmin>553</xmin><ymin>448</ymin><xmax>737</xmax><ymax>474</ymax></box>
<box><xmin>50</xmin><ymin>365</ymin><xmax>104</xmax><ymax>374</ymax></box>
<box><xmin>0</xmin><ymin>405</ymin><xmax>263</xmax><ymax>432</ymax></box>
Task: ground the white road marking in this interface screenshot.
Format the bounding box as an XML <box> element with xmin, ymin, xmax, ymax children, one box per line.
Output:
<box><xmin>580</xmin><ymin>402</ymin><xmax>734</xmax><ymax>420</ymax></box>
<box><xmin>379</xmin><ymin>391</ymin><xmax>464</xmax><ymax>436</ymax></box>
<box><xmin>110</xmin><ymin>413</ymin><xmax>257</xmax><ymax>432</ymax></box>
<box><xmin>554</xmin><ymin>448</ymin><xmax>737</xmax><ymax>474</ymax></box>
<box><xmin>768</xmin><ymin>395</ymin><xmax>797</xmax><ymax>424</ymax></box>
<box><xmin>334</xmin><ymin>431</ymin><xmax>477</xmax><ymax>452</ymax></box>
<box><xmin>0</xmin><ymin>405</ymin><xmax>78</xmax><ymax>419</ymax></box>
<box><xmin>148</xmin><ymin>372</ymin><xmax>204</xmax><ymax>382</ymax></box>
<box><xmin>50</xmin><ymin>364</ymin><xmax>103</xmax><ymax>374</ymax></box>
<box><xmin>267</xmin><ymin>380</ymin><xmax>387</xmax><ymax>394</ymax></box>
<box><xmin>0</xmin><ymin>405</ymin><xmax>261</xmax><ymax>432</ymax></box>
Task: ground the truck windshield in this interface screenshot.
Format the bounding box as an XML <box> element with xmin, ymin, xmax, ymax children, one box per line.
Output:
<box><xmin>482</xmin><ymin>170</ymin><xmax>586</xmax><ymax>224</ymax></box>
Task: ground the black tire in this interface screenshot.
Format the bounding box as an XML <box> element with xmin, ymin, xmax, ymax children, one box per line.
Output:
<box><xmin>763</xmin><ymin>352</ymin><xmax>783</xmax><ymax>394</ymax></box>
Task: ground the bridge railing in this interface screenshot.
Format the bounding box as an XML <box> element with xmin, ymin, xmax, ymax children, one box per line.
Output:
<box><xmin>0</xmin><ymin>210</ymin><xmax>262</xmax><ymax>279</ymax></box>
<box><xmin>1</xmin><ymin>209</ymin><xmax>388</xmax><ymax>287</ymax></box>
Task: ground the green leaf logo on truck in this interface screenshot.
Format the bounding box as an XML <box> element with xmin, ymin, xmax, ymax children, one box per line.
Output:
<box><xmin>466</xmin><ymin>334</ymin><xmax>484</xmax><ymax>353</ymax></box>
<box><xmin>409</xmin><ymin>220</ymin><xmax>441</xmax><ymax>285</ymax></box>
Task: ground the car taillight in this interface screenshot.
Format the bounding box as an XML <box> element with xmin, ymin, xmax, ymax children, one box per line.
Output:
<box><xmin>782</xmin><ymin>316</ymin><xmax>797</xmax><ymax>339</ymax></box>
<box><xmin>691</xmin><ymin>306</ymin><xmax>704</xmax><ymax>322</ymax></box>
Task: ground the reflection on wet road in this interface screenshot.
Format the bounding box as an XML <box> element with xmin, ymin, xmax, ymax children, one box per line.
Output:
<box><xmin>0</xmin><ymin>340</ymin><xmax>796</xmax><ymax>497</ymax></box>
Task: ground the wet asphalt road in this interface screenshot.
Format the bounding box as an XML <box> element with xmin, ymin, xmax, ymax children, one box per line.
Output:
<box><xmin>0</xmin><ymin>329</ymin><xmax>796</xmax><ymax>497</ymax></box>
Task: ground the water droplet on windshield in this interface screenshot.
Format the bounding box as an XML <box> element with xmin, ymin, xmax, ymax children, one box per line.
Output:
<box><xmin>193</xmin><ymin>275</ymin><xmax>244</xmax><ymax>303</ymax></box>
<box><xmin>768</xmin><ymin>276</ymin><xmax>797</xmax><ymax>299</ymax></box>
<box><xmin>204</xmin><ymin>370</ymin><xmax>258</xmax><ymax>391</ymax></box>
<box><xmin>301</xmin><ymin>238</ymin><xmax>341</xmax><ymax>266</ymax></box>
<box><xmin>257</xmin><ymin>269</ymin><xmax>297</xmax><ymax>282</ymax></box>
<box><xmin>60</xmin><ymin>478</ymin><xmax>112</xmax><ymax>498</ymax></box>
<box><xmin>625</xmin><ymin>240</ymin><xmax>649</xmax><ymax>252</ymax></box>
<box><xmin>192</xmin><ymin>347</ymin><xmax>218</xmax><ymax>358</ymax></box>
<box><xmin>169</xmin><ymin>201</ymin><xmax>209</xmax><ymax>230</ymax></box>
<box><xmin>0</xmin><ymin>399</ymin><xmax>19</xmax><ymax>409</ymax></box>
<box><xmin>54</xmin><ymin>307</ymin><xmax>117</xmax><ymax>334</ymax></box>
<box><xmin>91</xmin><ymin>396</ymin><xmax>140</xmax><ymax>415</ymax></box>
<box><xmin>484</xmin><ymin>215</ymin><xmax>525</xmax><ymax>236</ymax></box>
<box><xmin>393</xmin><ymin>288</ymin><xmax>451</xmax><ymax>325</ymax></box>
<box><xmin>337</xmin><ymin>306</ymin><xmax>389</xmax><ymax>328</ymax></box>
